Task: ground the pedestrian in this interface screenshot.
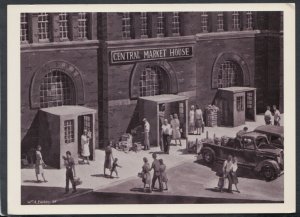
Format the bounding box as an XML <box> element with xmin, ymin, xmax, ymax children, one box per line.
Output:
<box><xmin>151</xmin><ymin>153</ymin><xmax>163</xmax><ymax>192</ymax></box>
<box><xmin>221</xmin><ymin>155</ymin><xmax>233</xmax><ymax>193</ymax></box>
<box><xmin>195</xmin><ymin>105</ymin><xmax>204</xmax><ymax>135</ymax></box>
<box><xmin>161</xmin><ymin>119</ymin><xmax>172</xmax><ymax>154</ymax></box>
<box><xmin>170</xmin><ymin>114</ymin><xmax>182</xmax><ymax>146</ymax></box>
<box><xmin>110</xmin><ymin>158</ymin><xmax>121</xmax><ymax>178</ymax></box>
<box><xmin>236</xmin><ymin>127</ymin><xmax>248</xmax><ymax>140</ymax></box>
<box><xmin>104</xmin><ymin>141</ymin><xmax>114</xmax><ymax>177</ymax></box>
<box><xmin>231</xmin><ymin>156</ymin><xmax>240</xmax><ymax>193</ymax></box>
<box><xmin>35</xmin><ymin>145</ymin><xmax>47</xmax><ymax>183</ymax></box>
<box><xmin>273</xmin><ymin>105</ymin><xmax>281</xmax><ymax>126</ymax></box>
<box><xmin>143</xmin><ymin>118</ymin><xmax>150</xmax><ymax>150</ymax></box>
<box><xmin>264</xmin><ymin>106</ymin><xmax>272</xmax><ymax>125</ymax></box>
<box><xmin>141</xmin><ymin>157</ymin><xmax>152</xmax><ymax>193</ymax></box>
<box><xmin>159</xmin><ymin>104</ymin><xmax>166</xmax><ymax>151</ymax></box>
<box><xmin>159</xmin><ymin>159</ymin><xmax>168</xmax><ymax>191</ymax></box>
<box><xmin>189</xmin><ymin>105</ymin><xmax>195</xmax><ymax>134</ymax></box>
<box><xmin>63</xmin><ymin>151</ymin><xmax>76</xmax><ymax>193</ymax></box>
<box><xmin>81</xmin><ymin>129</ymin><xmax>91</xmax><ymax>164</ymax></box>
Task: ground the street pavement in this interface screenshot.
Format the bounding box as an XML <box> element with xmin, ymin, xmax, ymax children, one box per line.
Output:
<box><xmin>21</xmin><ymin>114</ymin><xmax>284</xmax><ymax>204</ymax></box>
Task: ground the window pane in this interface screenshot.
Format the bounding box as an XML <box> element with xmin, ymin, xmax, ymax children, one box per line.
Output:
<box><xmin>64</xmin><ymin>120</ymin><xmax>74</xmax><ymax>144</ymax></box>
<box><xmin>59</xmin><ymin>13</ymin><xmax>69</xmax><ymax>39</ymax></box>
<box><xmin>20</xmin><ymin>13</ymin><xmax>29</xmax><ymax>42</ymax></box>
<box><xmin>38</xmin><ymin>13</ymin><xmax>50</xmax><ymax>41</ymax></box>
<box><xmin>139</xmin><ymin>66</ymin><xmax>165</xmax><ymax>97</ymax></box>
<box><xmin>122</xmin><ymin>12</ymin><xmax>131</xmax><ymax>39</ymax></box>
<box><xmin>39</xmin><ymin>70</ymin><xmax>75</xmax><ymax>108</ymax></box>
<box><xmin>78</xmin><ymin>12</ymin><xmax>88</xmax><ymax>39</ymax></box>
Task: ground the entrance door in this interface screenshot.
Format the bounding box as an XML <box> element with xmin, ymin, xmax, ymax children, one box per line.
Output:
<box><xmin>246</xmin><ymin>91</ymin><xmax>255</xmax><ymax>121</ymax></box>
<box><xmin>78</xmin><ymin>114</ymin><xmax>93</xmax><ymax>160</ymax></box>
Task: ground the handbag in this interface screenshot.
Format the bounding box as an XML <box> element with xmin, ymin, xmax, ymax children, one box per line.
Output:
<box><xmin>74</xmin><ymin>177</ymin><xmax>82</xmax><ymax>186</ymax></box>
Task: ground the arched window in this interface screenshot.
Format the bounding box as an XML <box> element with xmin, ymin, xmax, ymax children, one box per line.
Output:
<box><xmin>139</xmin><ymin>66</ymin><xmax>166</xmax><ymax>97</ymax></box>
<box><xmin>217</xmin><ymin>61</ymin><xmax>243</xmax><ymax>88</ymax></box>
<box><xmin>40</xmin><ymin>70</ymin><xmax>75</xmax><ymax>108</ymax></box>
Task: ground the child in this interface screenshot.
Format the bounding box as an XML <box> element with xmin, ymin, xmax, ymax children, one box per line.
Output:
<box><xmin>110</xmin><ymin>158</ymin><xmax>122</xmax><ymax>178</ymax></box>
<box><xmin>159</xmin><ymin>159</ymin><xmax>168</xmax><ymax>191</ymax></box>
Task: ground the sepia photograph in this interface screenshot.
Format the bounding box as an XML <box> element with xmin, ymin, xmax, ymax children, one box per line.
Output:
<box><xmin>6</xmin><ymin>3</ymin><xmax>295</xmax><ymax>215</ymax></box>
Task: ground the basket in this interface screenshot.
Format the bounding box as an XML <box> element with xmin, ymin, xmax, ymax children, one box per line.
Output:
<box><xmin>74</xmin><ymin>177</ymin><xmax>82</xmax><ymax>186</ymax></box>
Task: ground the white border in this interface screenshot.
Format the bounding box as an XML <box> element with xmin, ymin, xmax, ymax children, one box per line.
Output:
<box><xmin>7</xmin><ymin>3</ymin><xmax>295</xmax><ymax>214</ymax></box>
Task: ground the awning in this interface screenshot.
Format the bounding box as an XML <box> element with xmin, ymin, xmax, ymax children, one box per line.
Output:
<box><xmin>139</xmin><ymin>94</ymin><xmax>188</xmax><ymax>104</ymax></box>
<box><xmin>40</xmin><ymin>105</ymin><xmax>96</xmax><ymax>116</ymax></box>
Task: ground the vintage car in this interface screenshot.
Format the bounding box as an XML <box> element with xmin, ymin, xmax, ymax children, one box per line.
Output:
<box><xmin>254</xmin><ymin>125</ymin><xmax>284</xmax><ymax>149</ymax></box>
<box><xmin>198</xmin><ymin>132</ymin><xmax>284</xmax><ymax>181</ymax></box>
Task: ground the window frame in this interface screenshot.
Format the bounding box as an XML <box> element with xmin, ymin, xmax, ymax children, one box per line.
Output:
<box><xmin>236</xmin><ymin>96</ymin><xmax>244</xmax><ymax>112</ymax></box>
<box><xmin>157</xmin><ymin>12</ymin><xmax>166</xmax><ymax>37</ymax></box>
<box><xmin>140</xmin><ymin>12</ymin><xmax>149</xmax><ymax>39</ymax></box>
<box><xmin>172</xmin><ymin>12</ymin><xmax>180</xmax><ymax>36</ymax></box>
<box><xmin>122</xmin><ymin>12</ymin><xmax>131</xmax><ymax>39</ymax></box>
<box><xmin>37</xmin><ymin>13</ymin><xmax>50</xmax><ymax>42</ymax></box>
<box><xmin>78</xmin><ymin>12</ymin><xmax>89</xmax><ymax>40</ymax></box>
<box><xmin>201</xmin><ymin>12</ymin><xmax>209</xmax><ymax>32</ymax></box>
<box><xmin>232</xmin><ymin>11</ymin><xmax>241</xmax><ymax>31</ymax></box>
<box><xmin>20</xmin><ymin>13</ymin><xmax>29</xmax><ymax>43</ymax></box>
<box><xmin>58</xmin><ymin>12</ymin><xmax>69</xmax><ymax>41</ymax></box>
<box><xmin>64</xmin><ymin>119</ymin><xmax>75</xmax><ymax>144</ymax></box>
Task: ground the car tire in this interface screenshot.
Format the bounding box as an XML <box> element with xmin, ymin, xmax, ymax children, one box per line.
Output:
<box><xmin>261</xmin><ymin>165</ymin><xmax>277</xmax><ymax>181</ymax></box>
<box><xmin>202</xmin><ymin>148</ymin><xmax>215</xmax><ymax>164</ymax></box>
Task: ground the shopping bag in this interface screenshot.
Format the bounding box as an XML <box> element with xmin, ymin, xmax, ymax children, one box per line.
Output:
<box><xmin>74</xmin><ymin>177</ymin><xmax>82</xmax><ymax>186</ymax></box>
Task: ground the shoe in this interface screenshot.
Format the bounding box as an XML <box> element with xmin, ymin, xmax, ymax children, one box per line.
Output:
<box><xmin>165</xmin><ymin>188</ymin><xmax>168</xmax><ymax>191</ymax></box>
<box><xmin>44</xmin><ymin>180</ymin><xmax>48</xmax><ymax>183</ymax></box>
<box><xmin>72</xmin><ymin>189</ymin><xmax>77</xmax><ymax>193</ymax></box>
<box><xmin>237</xmin><ymin>190</ymin><xmax>240</xmax><ymax>193</ymax></box>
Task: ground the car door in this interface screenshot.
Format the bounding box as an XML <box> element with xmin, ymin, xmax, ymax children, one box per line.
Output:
<box><xmin>241</xmin><ymin>137</ymin><xmax>257</xmax><ymax>167</ymax></box>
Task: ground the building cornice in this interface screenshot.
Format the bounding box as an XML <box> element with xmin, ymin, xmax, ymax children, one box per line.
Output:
<box><xmin>196</xmin><ymin>30</ymin><xmax>261</xmax><ymax>41</ymax></box>
<box><xmin>105</xmin><ymin>36</ymin><xmax>196</xmax><ymax>49</ymax></box>
<box><xmin>21</xmin><ymin>40</ymin><xmax>100</xmax><ymax>53</ymax></box>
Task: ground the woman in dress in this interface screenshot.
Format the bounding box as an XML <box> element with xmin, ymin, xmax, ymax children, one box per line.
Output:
<box><xmin>189</xmin><ymin>105</ymin><xmax>195</xmax><ymax>134</ymax></box>
<box><xmin>142</xmin><ymin>157</ymin><xmax>152</xmax><ymax>193</ymax></box>
<box><xmin>231</xmin><ymin>156</ymin><xmax>240</xmax><ymax>193</ymax></box>
<box><xmin>195</xmin><ymin>105</ymin><xmax>204</xmax><ymax>135</ymax></box>
<box><xmin>159</xmin><ymin>159</ymin><xmax>168</xmax><ymax>191</ymax></box>
<box><xmin>35</xmin><ymin>145</ymin><xmax>47</xmax><ymax>183</ymax></box>
<box><xmin>81</xmin><ymin>129</ymin><xmax>91</xmax><ymax>164</ymax></box>
<box><xmin>172</xmin><ymin>114</ymin><xmax>182</xmax><ymax>146</ymax></box>
<box><xmin>104</xmin><ymin>141</ymin><xmax>114</xmax><ymax>177</ymax></box>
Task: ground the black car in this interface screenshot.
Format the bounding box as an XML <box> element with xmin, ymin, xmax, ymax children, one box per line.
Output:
<box><xmin>198</xmin><ymin>132</ymin><xmax>284</xmax><ymax>181</ymax></box>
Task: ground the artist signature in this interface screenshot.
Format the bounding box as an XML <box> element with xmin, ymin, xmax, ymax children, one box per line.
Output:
<box><xmin>27</xmin><ymin>200</ymin><xmax>57</xmax><ymax>205</ymax></box>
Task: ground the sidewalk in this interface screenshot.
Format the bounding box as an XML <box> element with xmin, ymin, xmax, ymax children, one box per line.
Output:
<box><xmin>21</xmin><ymin>114</ymin><xmax>284</xmax><ymax>204</ymax></box>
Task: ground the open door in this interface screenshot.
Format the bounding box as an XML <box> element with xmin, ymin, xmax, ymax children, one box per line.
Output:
<box><xmin>78</xmin><ymin>114</ymin><xmax>94</xmax><ymax>160</ymax></box>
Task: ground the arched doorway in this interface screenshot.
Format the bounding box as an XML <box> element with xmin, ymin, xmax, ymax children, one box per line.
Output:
<box><xmin>39</xmin><ymin>70</ymin><xmax>76</xmax><ymax>108</ymax></box>
<box><xmin>216</xmin><ymin>60</ymin><xmax>243</xmax><ymax>88</ymax></box>
<box><xmin>139</xmin><ymin>65</ymin><xmax>169</xmax><ymax>97</ymax></box>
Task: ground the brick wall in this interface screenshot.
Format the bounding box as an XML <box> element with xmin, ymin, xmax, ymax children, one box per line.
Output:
<box><xmin>21</xmin><ymin>46</ymin><xmax>99</xmax><ymax>152</ymax></box>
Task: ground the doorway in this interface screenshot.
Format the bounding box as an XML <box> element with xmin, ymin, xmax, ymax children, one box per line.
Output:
<box><xmin>78</xmin><ymin>114</ymin><xmax>94</xmax><ymax>160</ymax></box>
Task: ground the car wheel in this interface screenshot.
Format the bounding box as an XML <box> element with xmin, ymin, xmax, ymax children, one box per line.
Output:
<box><xmin>261</xmin><ymin>165</ymin><xmax>277</xmax><ymax>181</ymax></box>
<box><xmin>202</xmin><ymin>148</ymin><xmax>215</xmax><ymax>164</ymax></box>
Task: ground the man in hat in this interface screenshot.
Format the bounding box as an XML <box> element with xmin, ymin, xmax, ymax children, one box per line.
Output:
<box><xmin>143</xmin><ymin>118</ymin><xmax>150</xmax><ymax>150</ymax></box>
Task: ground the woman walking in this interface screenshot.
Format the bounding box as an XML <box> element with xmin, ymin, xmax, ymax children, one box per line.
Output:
<box><xmin>195</xmin><ymin>105</ymin><xmax>204</xmax><ymax>135</ymax></box>
<box><xmin>189</xmin><ymin>105</ymin><xmax>195</xmax><ymax>134</ymax></box>
<box><xmin>231</xmin><ymin>156</ymin><xmax>240</xmax><ymax>193</ymax></box>
<box><xmin>104</xmin><ymin>141</ymin><xmax>114</xmax><ymax>177</ymax></box>
<box><xmin>141</xmin><ymin>157</ymin><xmax>152</xmax><ymax>193</ymax></box>
<box><xmin>171</xmin><ymin>114</ymin><xmax>182</xmax><ymax>146</ymax></box>
<box><xmin>35</xmin><ymin>145</ymin><xmax>47</xmax><ymax>183</ymax></box>
<box><xmin>159</xmin><ymin>159</ymin><xmax>168</xmax><ymax>191</ymax></box>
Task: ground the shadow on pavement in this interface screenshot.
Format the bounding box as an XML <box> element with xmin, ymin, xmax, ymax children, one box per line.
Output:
<box><xmin>21</xmin><ymin>186</ymin><xmax>92</xmax><ymax>205</ymax></box>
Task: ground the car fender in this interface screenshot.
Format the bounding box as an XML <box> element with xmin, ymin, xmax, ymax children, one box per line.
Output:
<box><xmin>254</xmin><ymin>159</ymin><xmax>280</xmax><ymax>173</ymax></box>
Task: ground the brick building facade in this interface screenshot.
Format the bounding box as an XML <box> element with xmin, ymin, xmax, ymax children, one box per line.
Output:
<box><xmin>20</xmin><ymin>11</ymin><xmax>283</xmax><ymax>155</ymax></box>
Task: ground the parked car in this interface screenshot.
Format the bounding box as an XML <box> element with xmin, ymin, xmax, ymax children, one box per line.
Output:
<box><xmin>254</xmin><ymin>125</ymin><xmax>284</xmax><ymax>149</ymax></box>
<box><xmin>198</xmin><ymin>132</ymin><xmax>284</xmax><ymax>181</ymax></box>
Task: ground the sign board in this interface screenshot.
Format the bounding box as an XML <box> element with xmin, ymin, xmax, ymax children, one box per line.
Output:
<box><xmin>110</xmin><ymin>46</ymin><xmax>193</xmax><ymax>64</ymax></box>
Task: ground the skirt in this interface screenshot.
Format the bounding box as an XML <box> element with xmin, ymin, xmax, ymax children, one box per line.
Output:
<box><xmin>231</xmin><ymin>172</ymin><xmax>238</xmax><ymax>184</ymax></box>
<box><xmin>195</xmin><ymin>119</ymin><xmax>203</xmax><ymax>128</ymax></box>
<box><xmin>142</xmin><ymin>172</ymin><xmax>151</xmax><ymax>185</ymax></box>
<box><xmin>35</xmin><ymin>164</ymin><xmax>44</xmax><ymax>174</ymax></box>
<box><xmin>172</xmin><ymin>128</ymin><xmax>181</xmax><ymax>139</ymax></box>
<box><xmin>82</xmin><ymin>143</ymin><xmax>90</xmax><ymax>157</ymax></box>
<box><xmin>161</xmin><ymin>172</ymin><xmax>168</xmax><ymax>182</ymax></box>
<box><xmin>104</xmin><ymin>157</ymin><xmax>112</xmax><ymax>169</ymax></box>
